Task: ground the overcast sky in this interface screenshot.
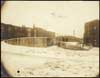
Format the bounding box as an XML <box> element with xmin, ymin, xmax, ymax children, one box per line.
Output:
<box><xmin>1</xmin><ymin>1</ymin><xmax>99</xmax><ymax>38</ymax></box>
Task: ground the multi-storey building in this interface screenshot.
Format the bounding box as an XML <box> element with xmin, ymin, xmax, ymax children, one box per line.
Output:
<box><xmin>84</xmin><ymin>19</ymin><xmax>99</xmax><ymax>47</ymax></box>
<box><xmin>1</xmin><ymin>23</ymin><xmax>55</xmax><ymax>40</ymax></box>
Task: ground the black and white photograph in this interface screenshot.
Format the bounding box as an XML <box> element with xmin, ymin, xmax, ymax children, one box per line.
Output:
<box><xmin>1</xmin><ymin>1</ymin><xmax>99</xmax><ymax>77</ymax></box>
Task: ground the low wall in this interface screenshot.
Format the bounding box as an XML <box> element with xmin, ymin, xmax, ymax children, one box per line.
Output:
<box><xmin>4</xmin><ymin>37</ymin><xmax>55</xmax><ymax>47</ymax></box>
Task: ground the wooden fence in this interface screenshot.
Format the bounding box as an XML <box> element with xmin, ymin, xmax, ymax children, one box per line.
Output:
<box><xmin>4</xmin><ymin>37</ymin><xmax>56</xmax><ymax>47</ymax></box>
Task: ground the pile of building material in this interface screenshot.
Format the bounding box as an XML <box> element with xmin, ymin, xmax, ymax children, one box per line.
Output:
<box><xmin>57</xmin><ymin>41</ymin><xmax>91</xmax><ymax>50</ymax></box>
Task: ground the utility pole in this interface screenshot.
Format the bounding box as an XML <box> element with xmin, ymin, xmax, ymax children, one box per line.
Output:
<box><xmin>73</xmin><ymin>30</ymin><xmax>75</xmax><ymax>36</ymax></box>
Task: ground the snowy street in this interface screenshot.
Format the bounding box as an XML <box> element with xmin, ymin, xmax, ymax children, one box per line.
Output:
<box><xmin>1</xmin><ymin>41</ymin><xmax>99</xmax><ymax>77</ymax></box>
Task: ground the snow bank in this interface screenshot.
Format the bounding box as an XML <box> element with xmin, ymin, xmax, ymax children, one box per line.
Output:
<box><xmin>1</xmin><ymin>41</ymin><xmax>99</xmax><ymax>77</ymax></box>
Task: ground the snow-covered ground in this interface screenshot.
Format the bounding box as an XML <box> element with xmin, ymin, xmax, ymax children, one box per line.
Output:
<box><xmin>1</xmin><ymin>41</ymin><xmax>99</xmax><ymax>77</ymax></box>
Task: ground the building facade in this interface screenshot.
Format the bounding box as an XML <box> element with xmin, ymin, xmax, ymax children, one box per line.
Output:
<box><xmin>1</xmin><ymin>23</ymin><xmax>55</xmax><ymax>40</ymax></box>
<box><xmin>84</xmin><ymin>20</ymin><xmax>99</xmax><ymax>47</ymax></box>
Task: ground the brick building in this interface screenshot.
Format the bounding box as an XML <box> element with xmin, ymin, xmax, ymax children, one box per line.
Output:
<box><xmin>56</xmin><ymin>36</ymin><xmax>81</xmax><ymax>42</ymax></box>
<box><xmin>30</xmin><ymin>25</ymin><xmax>55</xmax><ymax>38</ymax></box>
<box><xmin>1</xmin><ymin>23</ymin><xmax>55</xmax><ymax>40</ymax></box>
<box><xmin>84</xmin><ymin>19</ymin><xmax>99</xmax><ymax>47</ymax></box>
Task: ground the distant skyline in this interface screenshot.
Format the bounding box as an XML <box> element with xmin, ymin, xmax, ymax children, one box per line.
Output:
<box><xmin>1</xmin><ymin>1</ymin><xmax>99</xmax><ymax>38</ymax></box>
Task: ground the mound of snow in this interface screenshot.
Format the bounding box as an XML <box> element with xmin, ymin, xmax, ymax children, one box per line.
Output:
<box><xmin>1</xmin><ymin>41</ymin><xmax>99</xmax><ymax>77</ymax></box>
